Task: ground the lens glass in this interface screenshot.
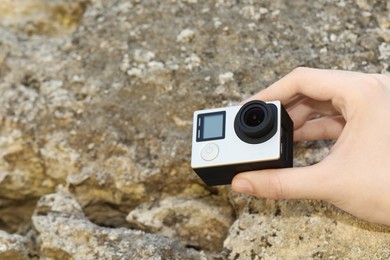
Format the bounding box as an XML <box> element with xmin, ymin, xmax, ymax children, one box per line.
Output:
<box><xmin>243</xmin><ymin>107</ymin><xmax>265</xmax><ymax>127</ymax></box>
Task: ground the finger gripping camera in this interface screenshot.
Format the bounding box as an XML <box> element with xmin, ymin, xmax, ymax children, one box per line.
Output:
<box><xmin>191</xmin><ymin>100</ymin><xmax>293</xmax><ymax>186</ymax></box>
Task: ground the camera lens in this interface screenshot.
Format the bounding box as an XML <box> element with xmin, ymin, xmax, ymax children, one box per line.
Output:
<box><xmin>243</xmin><ymin>107</ymin><xmax>265</xmax><ymax>127</ymax></box>
<box><xmin>234</xmin><ymin>100</ymin><xmax>277</xmax><ymax>144</ymax></box>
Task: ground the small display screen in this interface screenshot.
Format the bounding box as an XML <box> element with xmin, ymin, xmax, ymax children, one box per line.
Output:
<box><xmin>197</xmin><ymin>111</ymin><xmax>225</xmax><ymax>141</ymax></box>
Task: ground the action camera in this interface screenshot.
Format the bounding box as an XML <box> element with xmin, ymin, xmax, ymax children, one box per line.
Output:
<box><xmin>191</xmin><ymin>100</ymin><xmax>293</xmax><ymax>186</ymax></box>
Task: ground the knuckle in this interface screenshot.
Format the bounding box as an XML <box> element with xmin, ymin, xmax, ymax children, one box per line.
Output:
<box><xmin>357</xmin><ymin>74</ymin><xmax>386</xmax><ymax>96</ymax></box>
<box><xmin>290</xmin><ymin>66</ymin><xmax>311</xmax><ymax>77</ymax></box>
<box><xmin>347</xmin><ymin>74</ymin><xmax>388</xmax><ymax>106</ymax></box>
<box><xmin>362</xmin><ymin>74</ymin><xmax>385</xmax><ymax>90</ymax></box>
<box><xmin>266</xmin><ymin>174</ymin><xmax>287</xmax><ymax>200</ymax></box>
<box><xmin>372</xmin><ymin>73</ymin><xmax>390</xmax><ymax>85</ymax></box>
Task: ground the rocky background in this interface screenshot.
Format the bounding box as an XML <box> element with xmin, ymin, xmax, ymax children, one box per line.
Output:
<box><xmin>0</xmin><ymin>0</ymin><xmax>389</xmax><ymax>259</ymax></box>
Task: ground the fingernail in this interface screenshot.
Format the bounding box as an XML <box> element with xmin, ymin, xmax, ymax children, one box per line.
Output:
<box><xmin>232</xmin><ymin>178</ymin><xmax>253</xmax><ymax>194</ymax></box>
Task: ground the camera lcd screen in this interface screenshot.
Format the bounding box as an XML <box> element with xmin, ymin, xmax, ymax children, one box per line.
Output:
<box><xmin>197</xmin><ymin>111</ymin><xmax>226</xmax><ymax>141</ymax></box>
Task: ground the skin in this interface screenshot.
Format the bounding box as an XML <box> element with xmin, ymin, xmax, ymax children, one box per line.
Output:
<box><xmin>232</xmin><ymin>67</ymin><xmax>390</xmax><ymax>226</ymax></box>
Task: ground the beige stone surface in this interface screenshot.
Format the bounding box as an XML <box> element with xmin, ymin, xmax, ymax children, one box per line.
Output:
<box><xmin>0</xmin><ymin>230</ymin><xmax>30</xmax><ymax>260</ymax></box>
<box><xmin>0</xmin><ymin>0</ymin><xmax>86</xmax><ymax>36</ymax></box>
<box><xmin>32</xmin><ymin>191</ymin><xmax>203</xmax><ymax>259</ymax></box>
<box><xmin>224</xmin><ymin>198</ymin><xmax>390</xmax><ymax>259</ymax></box>
<box><xmin>0</xmin><ymin>0</ymin><xmax>389</xmax><ymax>258</ymax></box>
<box><xmin>127</xmin><ymin>195</ymin><xmax>233</xmax><ymax>251</ymax></box>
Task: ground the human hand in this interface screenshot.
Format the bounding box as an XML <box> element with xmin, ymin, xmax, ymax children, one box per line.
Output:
<box><xmin>232</xmin><ymin>67</ymin><xmax>390</xmax><ymax>226</ymax></box>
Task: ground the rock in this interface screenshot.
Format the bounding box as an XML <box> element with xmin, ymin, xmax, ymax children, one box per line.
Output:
<box><xmin>218</xmin><ymin>72</ymin><xmax>234</xmax><ymax>85</ymax></box>
<box><xmin>32</xmin><ymin>191</ymin><xmax>204</xmax><ymax>259</ymax></box>
<box><xmin>126</xmin><ymin>196</ymin><xmax>234</xmax><ymax>252</ymax></box>
<box><xmin>0</xmin><ymin>231</ymin><xmax>30</xmax><ymax>260</ymax></box>
<box><xmin>177</xmin><ymin>29</ymin><xmax>196</xmax><ymax>43</ymax></box>
<box><xmin>223</xmin><ymin>199</ymin><xmax>390</xmax><ymax>259</ymax></box>
<box><xmin>379</xmin><ymin>42</ymin><xmax>390</xmax><ymax>61</ymax></box>
<box><xmin>0</xmin><ymin>0</ymin><xmax>87</xmax><ymax>36</ymax></box>
<box><xmin>134</xmin><ymin>49</ymin><xmax>156</xmax><ymax>63</ymax></box>
<box><xmin>0</xmin><ymin>0</ymin><xmax>389</xmax><ymax>258</ymax></box>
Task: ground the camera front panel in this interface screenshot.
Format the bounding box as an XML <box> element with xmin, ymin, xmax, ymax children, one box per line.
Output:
<box><xmin>191</xmin><ymin>101</ymin><xmax>282</xmax><ymax>170</ymax></box>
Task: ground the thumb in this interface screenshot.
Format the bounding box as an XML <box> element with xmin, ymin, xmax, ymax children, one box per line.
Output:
<box><xmin>232</xmin><ymin>165</ymin><xmax>328</xmax><ymax>200</ymax></box>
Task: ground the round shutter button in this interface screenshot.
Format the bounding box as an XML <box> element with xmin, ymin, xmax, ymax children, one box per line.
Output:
<box><xmin>201</xmin><ymin>143</ymin><xmax>219</xmax><ymax>161</ymax></box>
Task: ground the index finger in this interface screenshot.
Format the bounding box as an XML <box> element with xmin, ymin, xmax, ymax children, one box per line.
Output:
<box><xmin>248</xmin><ymin>67</ymin><xmax>361</xmax><ymax>107</ymax></box>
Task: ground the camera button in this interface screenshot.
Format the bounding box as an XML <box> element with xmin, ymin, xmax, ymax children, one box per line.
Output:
<box><xmin>201</xmin><ymin>143</ymin><xmax>219</xmax><ymax>161</ymax></box>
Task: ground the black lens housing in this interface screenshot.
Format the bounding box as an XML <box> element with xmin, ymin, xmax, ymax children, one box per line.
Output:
<box><xmin>234</xmin><ymin>100</ymin><xmax>277</xmax><ymax>144</ymax></box>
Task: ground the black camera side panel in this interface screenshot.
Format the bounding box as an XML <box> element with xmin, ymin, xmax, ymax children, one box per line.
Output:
<box><xmin>194</xmin><ymin>105</ymin><xmax>293</xmax><ymax>186</ymax></box>
<box><xmin>194</xmin><ymin>158</ymin><xmax>289</xmax><ymax>186</ymax></box>
<box><xmin>280</xmin><ymin>104</ymin><xmax>294</xmax><ymax>169</ymax></box>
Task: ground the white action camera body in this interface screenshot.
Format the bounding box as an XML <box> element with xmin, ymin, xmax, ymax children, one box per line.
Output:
<box><xmin>191</xmin><ymin>100</ymin><xmax>293</xmax><ymax>186</ymax></box>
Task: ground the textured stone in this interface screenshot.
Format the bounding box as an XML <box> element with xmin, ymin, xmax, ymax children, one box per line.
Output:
<box><xmin>0</xmin><ymin>0</ymin><xmax>87</xmax><ymax>36</ymax></box>
<box><xmin>223</xmin><ymin>198</ymin><xmax>390</xmax><ymax>259</ymax></box>
<box><xmin>0</xmin><ymin>231</ymin><xmax>30</xmax><ymax>260</ymax></box>
<box><xmin>0</xmin><ymin>0</ymin><xmax>389</xmax><ymax>258</ymax></box>
<box><xmin>127</xmin><ymin>195</ymin><xmax>234</xmax><ymax>251</ymax></box>
<box><xmin>32</xmin><ymin>191</ymin><xmax>203</xmax><ymax>259</ymax></box>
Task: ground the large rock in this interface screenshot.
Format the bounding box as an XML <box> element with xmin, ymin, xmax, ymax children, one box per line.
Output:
<box><xmin>32</xmin><ymin>191</ymin><xmax>203</xmax><ymax>259</ymax></box>
<box><xmin>0</xmin><ymin>0</ymin><xmax>389</xmax><ymax>258</ymax></box>
<box><xmin>126</xmin><ymin>194</ymin><xmax>233</xmax><ymax>251</ymax></box>
<box><xmin>223</xmin><ymin>198</ymin><xmax>390</xmax><ymax>259</ymax></box>
<box><xmin>0</xmin><ymin>231</ymin><xmax>30</xmax><ymax>260</ymax></box>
